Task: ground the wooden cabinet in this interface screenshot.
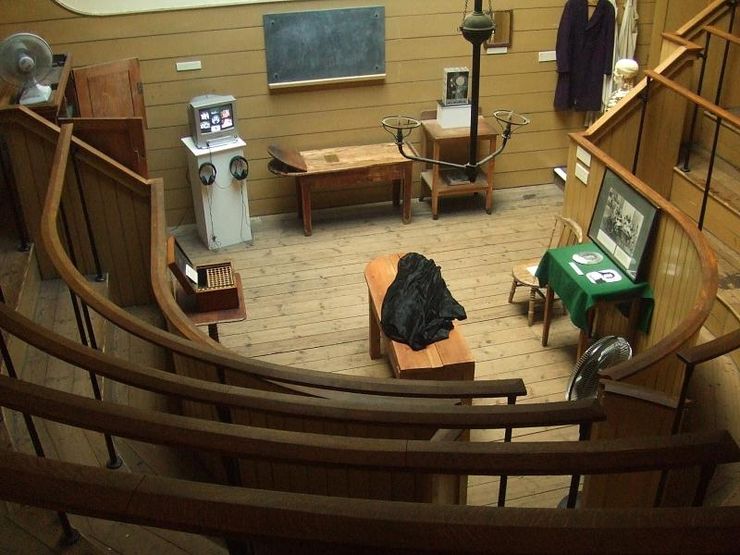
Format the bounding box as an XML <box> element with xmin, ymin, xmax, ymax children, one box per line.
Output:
<box><xmin>419</xmin><ymin>116</ymin><xmax>497</xmax><ymax>219</ymax></box>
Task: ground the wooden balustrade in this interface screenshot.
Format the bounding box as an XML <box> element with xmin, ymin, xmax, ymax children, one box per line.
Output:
<box><xmin>0</xmin><ymin>441</ymin><xmax>738</xmax><ymax>554</ymax></box>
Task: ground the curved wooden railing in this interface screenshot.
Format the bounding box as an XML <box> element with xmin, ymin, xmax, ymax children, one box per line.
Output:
<box><xmin>22</xmin><ymin>115</ymin><xmax>526</xmax><ymax>402</ymax></box>
<box><xmin>559</xmin><ymin>44</ymin><xmax>720</xmax><ymax>398</ymax></box>
<box><xmin>0</xmin><ymin>443</ymin><xmax>738</xmax><ymax>554</ymax></box>
<box><xmin>0</xmin><ymin>301</ymin><xmax>594</xmax><ymax>434</ymax></box>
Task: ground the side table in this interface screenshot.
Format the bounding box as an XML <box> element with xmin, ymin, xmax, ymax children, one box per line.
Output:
<box><xmin>420</xmin><ymin>116</ymin><xmax>498</xmax><ymax>219</ymax></box>
<box><xmin>174</xmin><ymin>273</ymin><xmax>247</xmax><ymax>342</ymax></box>
<box><xmin>535</xmin><ymin>243</ymin><xmax>654</xmax><ymax>358</ymax></box>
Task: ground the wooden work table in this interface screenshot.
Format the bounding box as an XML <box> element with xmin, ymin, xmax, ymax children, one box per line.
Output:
<box><xmin>271</xmin><ymin>143</ymin><xmax>413</xmax><ymax>236</ymax></box>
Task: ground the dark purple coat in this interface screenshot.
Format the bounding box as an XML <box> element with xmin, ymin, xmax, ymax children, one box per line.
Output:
<box><xmin>554</xmin><ymin>0</ymin><xmax>615</xmax><ymax>111</ymax></box>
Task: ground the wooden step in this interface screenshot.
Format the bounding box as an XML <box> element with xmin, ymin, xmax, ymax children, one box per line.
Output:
<box><xmin>698</xmin><ymin>109</ymin><xmax>740</xmax><ymax>170</ymax></box>
<box><xmin>670</xmin><ymin>147</ymin><xmax>739</xmax><ymax>251</ymax></box>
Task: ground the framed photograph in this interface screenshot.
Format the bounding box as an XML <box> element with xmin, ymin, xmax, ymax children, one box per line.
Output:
<box><xmin>442</xmin><ymin>67</ymin><xmax>469</xmax><ymax>106</ymax></box>
<box><xmin>588</xmin><ymin>169</ymin><xmax>659</xmax><ymax>281</ymax></box>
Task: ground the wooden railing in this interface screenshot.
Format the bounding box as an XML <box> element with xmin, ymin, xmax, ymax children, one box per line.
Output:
<box><xmin>0</xmin><ymin>442</ymin><xmax>738</xmax><ymax>554</ymax></box>
<box><xmin>0</xmin><ymin>3</ymin><xmax>734</xmax><ymax>534</ymax></box>
<box><xmin>23</xmin><ymin>116</ymin><xmax>528</xmax><ymax>403</ymax></box>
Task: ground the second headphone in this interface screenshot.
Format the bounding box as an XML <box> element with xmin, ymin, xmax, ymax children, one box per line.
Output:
<box><xmin>198</xmin><ymin>155</ymin><xmax>249</xmax><ymax>186</ymax></box>
<box><xmin>229</xmin><ymin>155</ymin><xmax>249</xmax><ymax>181</ymax></box>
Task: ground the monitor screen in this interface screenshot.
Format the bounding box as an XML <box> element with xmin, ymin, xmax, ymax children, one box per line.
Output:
<box><xmin>188</xmin><ymin>94</ymin><xmax>238</xmax><ymax>148</ymax></box>
<box><xmin>198</xmin><ymin>104</ymin><xmax>234</xmax><ymax>134</ymax></box>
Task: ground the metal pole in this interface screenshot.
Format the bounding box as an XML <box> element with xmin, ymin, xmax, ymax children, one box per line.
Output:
<box><xmin>59</xmin><ymin>206</ymin><xmax>122</xmax><ymax>469</ymax></box>
<box><xmin>0</xmin><ymin>138</ymin><xmax>32</xmax><ymax>251</ymax></box>
<box><xmin>497</xmin><ymin>394</ymin><xmax>515</xmax><ymax>507</ymax></box>
<box><xmin>71</xmin><ymin>155</ymin><xmax>105</xmax><ymax>281</ymax></box>
<box><xmin>467</xmin><ymin>39</ymin><xmax>481</xmax><ymax>181</ymax></box>
<box><xmin>0</xmin><ymin>286</ymin><xmax>80</xmax><ymax>545</ymax></box>
<box><xmin>632</xmin><ymin>78</ymin><xmax>651</xmax><ymax>175</ymax></box>
<box><xmin>697</xmin><ymin>117</ymin><xmax>723</xmax><ymax>230</ymax></box>
<box><xmin>682</xmin><ymin>34</ymin><xmax>710</xmax><ymax>172</ymax></box>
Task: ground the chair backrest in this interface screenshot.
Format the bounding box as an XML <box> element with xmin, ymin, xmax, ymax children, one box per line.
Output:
<box><xmin>549</xmin><ymin>215</ymin><xmax>584</xmax><ymax>250</ymax></box>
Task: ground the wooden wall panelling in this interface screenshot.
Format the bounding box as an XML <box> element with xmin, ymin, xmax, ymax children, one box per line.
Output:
<box><xmin>581</xmin><ymin>385</ymin><xmax>677</xmax><ymax>508</ymax></box>
<box><xmin>58</xmin><ymin>158</ymin><xmax>97</xmax><ymax>277</ymax></box>
<box><xmin>2</xmin><ymin>0</ymin><xmax>661</xmax><ymax>225</ymax></box>
<box><xmin>1</xmin><ymin>124</ymin><xmax>53</xmax><ymax>277</ymax></box>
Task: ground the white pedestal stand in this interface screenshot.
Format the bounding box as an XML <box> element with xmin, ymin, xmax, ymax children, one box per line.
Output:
<box><xmin>182</xmin><ymin>137</ymin><xmax>252</xmax><ymax>250</ymax></box>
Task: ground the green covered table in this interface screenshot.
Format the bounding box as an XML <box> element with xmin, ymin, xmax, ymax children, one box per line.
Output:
<box><xmin>535</xmin><ymin>242</ymin><xmax>653</xmax><ymax>356</ymax></box>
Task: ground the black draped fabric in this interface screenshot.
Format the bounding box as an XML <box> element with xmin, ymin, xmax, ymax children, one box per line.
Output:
<box><xmin>554</xmin><ymin>0</ymin><xmax>615</xmax><ymax>112</ymax></box>
<box><xmin>380</xmin><ymin>253</ymin><xmax>466</xmax><ymax>351</ymax></box>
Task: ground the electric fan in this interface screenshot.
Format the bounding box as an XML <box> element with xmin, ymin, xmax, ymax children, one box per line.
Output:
<box><xmin>565</xmin><ymin>336</ymin><xmax>632</xmax><ymax>400</ymax></box>
<box><xmin>0</xmin><ymin>33</ymin><xmax>54</xmax><ymax>105</ymax></box>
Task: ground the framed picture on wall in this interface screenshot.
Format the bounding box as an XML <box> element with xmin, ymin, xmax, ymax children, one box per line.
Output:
<box><xmin>588</xmin><ymin>168</ymin><xmax>659</xmax><ymax>282</ymax></box>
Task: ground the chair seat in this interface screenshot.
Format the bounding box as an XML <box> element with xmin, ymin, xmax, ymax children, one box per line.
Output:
<box><xmin>511</xmin><ymin>259</ymin><xmax>541</xmax><ymax>288</ymax></box>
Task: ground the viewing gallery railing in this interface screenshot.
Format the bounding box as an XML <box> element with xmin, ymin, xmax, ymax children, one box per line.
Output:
<box><xmin>1</xmin><ymin>441</ymin><xmax>737</xmax><ymax>554</ymax></box>
<box><xmin>0</xmin><ymin>109</ymin><xmax>526</xmax><ymax>404</ymax></box>
<box><xmin>0</xmin><ymin>2</ymin><xmax>737</xmax><ymax>546</ymax></box>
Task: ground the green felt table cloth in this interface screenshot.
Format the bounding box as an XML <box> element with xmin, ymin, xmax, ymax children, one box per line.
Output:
<box><xmin>535</xmin><ymin>242</ymin><xmax>654</xmax><ymax>332</ymax></box>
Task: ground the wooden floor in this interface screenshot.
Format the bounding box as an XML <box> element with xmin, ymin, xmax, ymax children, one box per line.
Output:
<box><xmin>1</xmin><ymin>182</ymin><xmax>737</xmax><ymax>552</ymax></box>
<box><xmin>175</xmin><ymin>183</ymin><xmax>584</xmax><ymax>508</ymax></box>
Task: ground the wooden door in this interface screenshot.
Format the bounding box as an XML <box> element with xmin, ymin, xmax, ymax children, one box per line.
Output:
<box><xmin>60</xmin><ymin>117</ymin><xmax>148</xmax><ymax>177</ymax></box>
<box><xmin>72</xmin><ymin>58</ymin><xmax>147</xmax><ymax>127</ymax></box>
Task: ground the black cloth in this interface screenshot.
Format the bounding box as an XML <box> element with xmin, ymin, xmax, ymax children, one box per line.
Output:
<box><xmin>554</xmin><ymin>0</ymin><xmax>615</xmax><ymax>112</ymax></box>
<box><xmin>380</xmin><ymin>253</ymin><xmax>466</xmax><ymax>351</ymax></box>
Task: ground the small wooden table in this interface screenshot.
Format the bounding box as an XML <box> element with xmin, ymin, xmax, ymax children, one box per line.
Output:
<box><xmin>174</xmin><ymin>273</ymin><xmax>247</xmax><ymax>342</ymax></box>
<box><xmin>281</xmin><ymin>143</ymin><xmax>413</xmax><ymax>236</ymax></box>
<box><xmin>420</xmin><ymin>116</ymin><xmax>498</xmax><ymax>219</ymax></box>
<box><xmin>364</xmin><ymin>253</ymin><xmax>475</xmax><ymax>381</ymax></box>
<box><xmin>535</xmin><ymin>243</ymin><xmax>654</xmax><ymax>358</ymax></box>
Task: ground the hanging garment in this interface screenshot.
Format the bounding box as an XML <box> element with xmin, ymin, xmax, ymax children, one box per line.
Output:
<box><xmin>616</xmin><ymin>0</ymin><xmax>639</xmax><ymax>61</ymax></box>
<box><xmin>380</xmin><ymin>253</ymin><xmax>466</xmax><ymax>351</ymax></box>
<box><xmin>554</xmin><ymin>0</ymin><xmax>616</xmax><ymax>112</ymax></box>
<box><xmin>601</xmin><ymin>0</ymin><xmax>620</xmax><ymax>112</ymax></box>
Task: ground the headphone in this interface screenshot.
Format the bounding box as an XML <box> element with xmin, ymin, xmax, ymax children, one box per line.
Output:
<box><xmin>198</xmin><ymin>162</ymin><xmax>217</xmax><ymax>186</ymax></box>
<box><xmin>229</xmin><ymin>155</ymin><xmax>249</xmax><ymax>181</ymax></box>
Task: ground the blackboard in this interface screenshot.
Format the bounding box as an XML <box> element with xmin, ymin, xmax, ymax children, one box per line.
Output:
<box><xmin>263</xmin><ymin>6</ymin><xmax>385</xmax><ymax>89</ymax></box>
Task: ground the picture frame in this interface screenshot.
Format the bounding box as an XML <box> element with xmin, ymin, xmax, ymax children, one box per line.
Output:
<box><xmin>441</xmin><ymin>67</ymin><xmax>469</xmax><ymax>106</ymax></box>
<box><xmin>485</xmin><ymin>10</ymin><xmax>513</xmax><ymax>49</ymax></box>
<box><xmin>588</xmin><ymin>168</ymin><xmax>659</xmax><ymax>281</ymax></box>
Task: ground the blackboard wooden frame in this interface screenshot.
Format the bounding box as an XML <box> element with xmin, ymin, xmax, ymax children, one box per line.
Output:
<box><xmin>263</xmin><ymin>6</ymin><xmax>386</xmax><ymax>90</ymax></box>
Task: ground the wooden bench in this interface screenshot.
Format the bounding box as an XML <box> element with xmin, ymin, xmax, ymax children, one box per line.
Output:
<box><xmin>364</xmin><ymin>253</ymin><xmax>475</xmax><ymax>381</ymax></box>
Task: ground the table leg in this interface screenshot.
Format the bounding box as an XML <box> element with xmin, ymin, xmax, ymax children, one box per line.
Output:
<box><xmin>402</xmin><ymin>162</ymin><xmax>412</xmax><ymax>224</ymax></box>
<box><xmin>300</xmin><ymin>180</ymin><xmax>312</xmax><ymax>236</ymax></box>
<box><xmin>392</xmin><ymin>179</ymin><xmax>400</xmax><ymax>207</ymax></box>
<box><xmin>625</xmin><ymin>297</ymin><xmax>641</xmax><ymax>347</ymax></box>
<box><xmin>576</xmin><ymin>307</ymin><xmax>597</xmax><ymax>359</ymax></box>
<box><xmin>295</xmin><ymin>178</ymin><xmax>302</xmax><ymax>220</ymax></box>
<box><xmin>369</xmin><ymin>295</ymin><xmax>381</xmax><ymax>359</ymax></box>
<box><xmin>485</xmin><ymin>136</ymin><xmax>496</xmax><ymax>214</ymax></box>
<box><xmin>542</xmin><ymin>285</ymin><xmax>554</xmax><ymax>346</ymax></box>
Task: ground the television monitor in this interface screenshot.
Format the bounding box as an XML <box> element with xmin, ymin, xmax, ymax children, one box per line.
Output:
<box><xmin>188</xmin><ymin>94</ymin><xmax>238</xmax><ymax>149</ymax></box>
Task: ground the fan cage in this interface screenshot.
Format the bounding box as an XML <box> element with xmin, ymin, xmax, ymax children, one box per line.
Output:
<box><xmin>566</xmin><ymin>336</ymin><xmax>632</xmax><ymax>401</ymax></box>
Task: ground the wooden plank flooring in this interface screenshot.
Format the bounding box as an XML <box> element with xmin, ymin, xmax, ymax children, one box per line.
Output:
<box><xmin>175</xmin><ymin>183</ymin><xmax>584</xmax><ymax>507</ymax></box>
<box><xmin>2</xmin><ymin>182</ymin><xmax>736</xmax><ymax>551</ymax></box>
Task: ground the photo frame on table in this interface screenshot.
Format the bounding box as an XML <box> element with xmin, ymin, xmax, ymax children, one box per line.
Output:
<box><xmin>588</xmin><ymin>168</ymin><xmax>659</xmax><ymax>282</ymax></box>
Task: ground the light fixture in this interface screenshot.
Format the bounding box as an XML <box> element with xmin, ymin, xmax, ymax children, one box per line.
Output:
<box><xmin>382</xmin><ymin>0</ymin><xmax>530</xmax><ymax>182</ymax></box>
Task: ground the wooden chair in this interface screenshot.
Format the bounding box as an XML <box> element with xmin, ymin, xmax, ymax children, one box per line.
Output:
<box><xmin>508</xmin><ymin>215</ymin><xmax>583</xmax><ymax>326</ymax></box>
